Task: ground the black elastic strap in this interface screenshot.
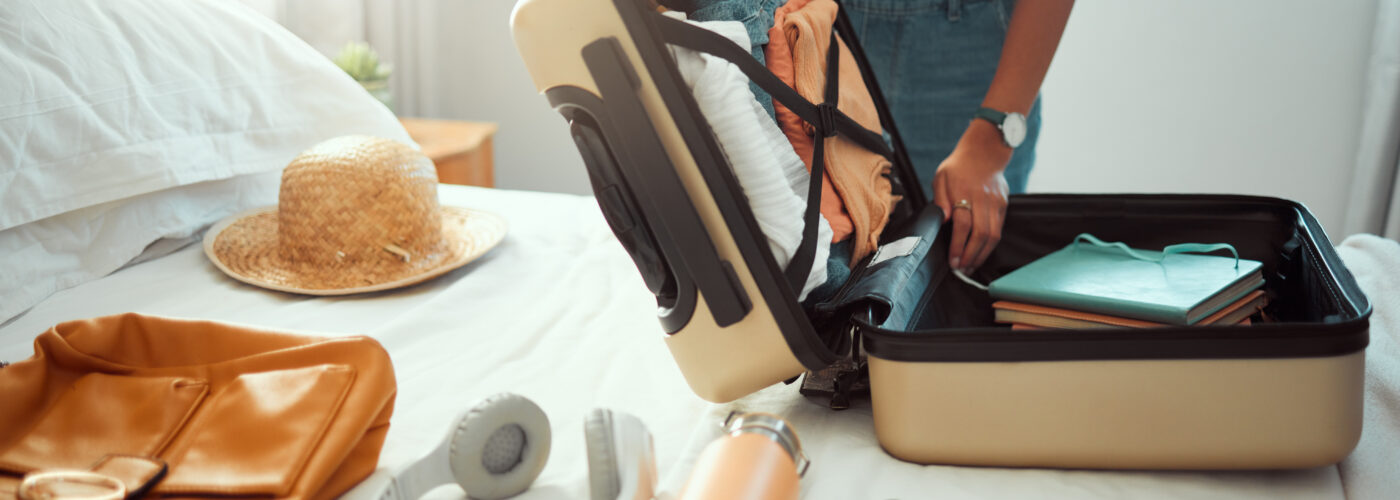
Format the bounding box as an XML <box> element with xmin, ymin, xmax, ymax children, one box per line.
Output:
<box><xmin>832</xmin><ymin>5</ymin><xmax>926</xmax><ymax>209</ymax></box>
<box><xmin>652</xmin><ymin>14</ymin><xmax>892</xmax><ymax>159</ymax></box>
<box><xmin>653</xmin><ymin>13</ymin><xmax>865</xmax><ymax>296</ymax></box>
<box><xmin>783</xmin><ymin>31</ymin><xmax>843</xmax><ymax>294</ymax></box>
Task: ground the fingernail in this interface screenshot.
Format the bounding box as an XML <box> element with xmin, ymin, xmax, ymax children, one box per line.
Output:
<box><xmin>950</xmin><ymin>257</ymin><xmax>960</xmax><ymax>269</ymax></box>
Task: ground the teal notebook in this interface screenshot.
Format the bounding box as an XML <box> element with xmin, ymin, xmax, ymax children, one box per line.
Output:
<box><xmin>987</xmin><ymin>235</ymin><xmax>1264</xmax><ymax>325</ymax></box>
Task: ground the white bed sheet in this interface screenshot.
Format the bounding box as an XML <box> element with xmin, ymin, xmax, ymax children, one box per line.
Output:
<box><xmin>1</xmin><ymin>185</ymin><xmax>1391</xmax><ymax>499</ymax></box>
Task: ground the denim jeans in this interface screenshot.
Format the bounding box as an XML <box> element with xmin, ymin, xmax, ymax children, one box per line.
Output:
<box><xmin>690</xmin><ymin>0</ymin><xmax>787</xmax><ymax>119</ymax></box>
<box><xmin>844</xmin><ymin>0</ymin><xmax>1041</xmax><ymax>196</ymax></box>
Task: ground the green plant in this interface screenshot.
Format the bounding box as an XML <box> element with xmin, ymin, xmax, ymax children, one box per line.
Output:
<box><xmin>333</xmin><ymin>42</ymin><xmax>390</xmax><ymax>82</ymax></box>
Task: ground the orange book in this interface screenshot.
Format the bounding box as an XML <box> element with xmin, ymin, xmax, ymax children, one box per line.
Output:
<box><xmin>995</xmin><ymin>290</ymin><xmax>1267</xmax><ymax>330</ymax></box>
<box><xmin>1007</xmin><ymin>317</ymin><xmax>1250</xmax><ymax>331</ymax></box>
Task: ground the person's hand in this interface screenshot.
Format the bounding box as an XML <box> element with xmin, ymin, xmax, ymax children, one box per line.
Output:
<box><xmin>932</xmin><ymin>119</ymin><xmax>1012</xmax><ymax>274</ymax></box>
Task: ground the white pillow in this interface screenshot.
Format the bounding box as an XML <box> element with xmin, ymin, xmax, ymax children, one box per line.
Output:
<box><xmin>0</xmin><ymin>0</ymin><xmax>413</xmax><ymax>322</ymax></box>
<box><xmin>0</xmin><ymin>174</ymin><xmax>279</xmax><ymax>323</ymax></box>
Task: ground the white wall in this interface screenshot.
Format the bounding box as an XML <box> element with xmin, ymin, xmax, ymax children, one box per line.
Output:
<box><xmin>254</xmin><ymin>0</ymin><xmax>1381</xmax><ymax>233</ymax></box>
<box><xmin>1034</xmin><ymin>0</ymin><xmax>1378</xmax><ymax>236</ymax></box>
<box><xmin>238</xmin><ymin>0</ymin><xmax>593</xmax><ymax>196</ymax></box>
<box><xmin>417</xmin><ymin>1</ymin><xmax>591</xmax><ymax>195</ymax></box>
<box><xmin>431</xmin><ymin>0</ymin><xmax>1379</xmax><ymax>233</ymax></box>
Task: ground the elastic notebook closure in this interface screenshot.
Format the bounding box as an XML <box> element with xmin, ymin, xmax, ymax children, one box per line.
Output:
<box><xmin>1071</xmin><ymin>233</ymin><xmax>1242</xmax><ymax>269</ymax></box>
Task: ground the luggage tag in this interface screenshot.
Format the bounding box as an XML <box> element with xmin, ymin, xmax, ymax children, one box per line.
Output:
<box><xmin>868</xmin><ymin>236</ymin><xmax>920</xmax><ymax>267</ymax></box>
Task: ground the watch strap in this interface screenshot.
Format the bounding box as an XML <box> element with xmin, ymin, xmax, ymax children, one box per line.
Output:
<box><xmin>975</xmin><ymin>107</ymin><xmax>1007</xmax><ymax>126</ymax></box>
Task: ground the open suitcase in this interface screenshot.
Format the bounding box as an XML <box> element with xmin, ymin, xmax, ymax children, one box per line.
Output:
<box><xmin>510</xmin><ymin>0</ymin><xmax>1372</xmax><ymax>469</ymax></box>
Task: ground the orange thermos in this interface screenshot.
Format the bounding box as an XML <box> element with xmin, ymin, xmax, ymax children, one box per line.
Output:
<box><xmin>677</xmin><ymin>413</ymin><xmax>809</xmax><ymax>500</ymax></box>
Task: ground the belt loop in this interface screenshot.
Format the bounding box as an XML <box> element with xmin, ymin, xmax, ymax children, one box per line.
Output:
<box><xmin>947</xmin><ymin>0</ymin><xmax>963</xmax><ymax>22</ymax></box>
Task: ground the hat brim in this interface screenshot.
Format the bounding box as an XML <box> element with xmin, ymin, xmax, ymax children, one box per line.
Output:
<box><xmin>203</xmin><ymin>206</ymin><xmax>506</xmax><ymax>296</ymax></box>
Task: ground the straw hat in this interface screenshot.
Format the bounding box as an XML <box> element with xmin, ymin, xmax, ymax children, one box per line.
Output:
<box><xmin>203</xmin><ymin>135</ymin><xmax>506</xmax><ymax>295</ymax></box>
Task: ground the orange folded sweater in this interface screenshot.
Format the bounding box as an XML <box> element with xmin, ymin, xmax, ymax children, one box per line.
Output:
<box><xmin>765</xmin><ymin>0</ymin><xmax>894</xmax><ymax>264</ymax></box>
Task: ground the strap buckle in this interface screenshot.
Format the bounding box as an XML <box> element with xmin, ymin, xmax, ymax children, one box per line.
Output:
<box><xmin>18</xmin><ymin>455</ymin><xmax>170</xmax><ymax>500</ymax></box>
<box><xmin>815</xmin><ymin>102</ymin><xmax>839</xmax><ymax>138</ymax></box>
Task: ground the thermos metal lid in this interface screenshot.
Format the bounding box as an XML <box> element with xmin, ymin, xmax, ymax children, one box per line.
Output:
<box><xmin>723</xmin><ymin>412</ymin><xmax>810</xmax><ymax>476</ymax></box>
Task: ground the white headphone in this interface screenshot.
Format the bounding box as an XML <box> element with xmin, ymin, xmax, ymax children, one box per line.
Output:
<box><xmin>584</xmin><ymin>408</ymin><xmax>657</xmax><ymax>500</ymax></box>
<box><xmin>382</xmin><ymin>393</ymin><xmax>552</xmax><ymax>500</ymax></box>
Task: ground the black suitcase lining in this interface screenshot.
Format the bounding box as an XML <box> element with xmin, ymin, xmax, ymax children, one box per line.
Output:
<box><xmin>844</xmin><ymin>195</ymin><xmax>1371</xmax><ymax>363</ymax></box>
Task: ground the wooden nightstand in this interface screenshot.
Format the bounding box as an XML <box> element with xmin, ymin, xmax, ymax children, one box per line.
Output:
<box><xmin>399</xmin><ymin>118</ymin><xmax>497</xmax><ymax>187</ymax></box>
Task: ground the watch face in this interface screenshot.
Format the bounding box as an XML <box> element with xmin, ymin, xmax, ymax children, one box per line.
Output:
<box><xmin>1002</xmin><ymin>112</ymin><xmax>1027</xmax><ymax>148</ymax></box>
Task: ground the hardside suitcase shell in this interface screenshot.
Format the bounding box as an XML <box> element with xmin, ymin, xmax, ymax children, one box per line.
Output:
<box><xmin>510</xmin><ymin>0</ymin><xmax>1371</xmax><ymax>469</ymax></box>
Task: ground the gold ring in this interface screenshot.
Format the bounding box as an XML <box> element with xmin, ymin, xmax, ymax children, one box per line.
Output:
<box><xmin>954</xmin><ymin>199</ymin><xmax>972</xmax><ymax>211</ymax></box>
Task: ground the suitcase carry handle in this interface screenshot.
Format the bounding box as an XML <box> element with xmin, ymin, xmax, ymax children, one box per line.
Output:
<box><xmin>541</xmin><ymin>39</ymin><xmax>759</xmax><ymax>331</ymax></box>
<box><xmin>582</xmin><ymin>38</ymin><xmax>754</xmax><ymax>329</ymax></box>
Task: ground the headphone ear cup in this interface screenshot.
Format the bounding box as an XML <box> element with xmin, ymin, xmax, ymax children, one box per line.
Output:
<box><xmin>447</xmin><ymin>393</ymin><xmax>551</xmax><ymax>500</ymax></box>
<box><xmin>583</xmin><ymin>409</ymin><xmax>656</xmax><ymax>500</ymax></box>
<box><xmin>584</xmin><ymin>409</ymin><xmax>622</xmax><ymax>500</ymax></box>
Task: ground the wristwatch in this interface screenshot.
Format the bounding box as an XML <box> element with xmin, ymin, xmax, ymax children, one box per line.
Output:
<box><xmin>975</xmin><ymin>107</ymin><xmax>1028</xmax><ymax>148</ymax></box>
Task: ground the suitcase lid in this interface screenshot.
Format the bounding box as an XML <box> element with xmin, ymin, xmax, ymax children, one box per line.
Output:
<box><xmin>512</xmin><ymin>0</ymin><xmax>921</xmax><ymax>374</ymax></box>
<box><xmin>511</xmin><ymin>0</ymin><xmax>1372</xmax><ymax>407</ymax></box>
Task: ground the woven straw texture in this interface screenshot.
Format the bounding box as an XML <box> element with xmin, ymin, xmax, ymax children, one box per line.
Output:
<box><xmin>203</xmin><ymin>136</ymin><xmax>506</xmax><ymax>295</ymax></box>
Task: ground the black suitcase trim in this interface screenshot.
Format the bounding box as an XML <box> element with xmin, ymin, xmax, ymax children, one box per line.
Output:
<box><xmin>862</xmin><ymin>321</ymin><xmax>1368</xmax><ymax>363</ymax></box>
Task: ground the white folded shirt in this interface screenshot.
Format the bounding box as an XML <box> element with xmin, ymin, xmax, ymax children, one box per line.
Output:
<box><xmin>668</xmin><ymin>18</ymin><xmax>833</xmax><ymax>301</ymax></box>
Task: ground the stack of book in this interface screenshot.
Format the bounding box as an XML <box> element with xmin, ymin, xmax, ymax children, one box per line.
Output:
<box><xmin>987</xmin><ymin>240</ymin><xmax>1268</xmax><ymax>330</ymax></box>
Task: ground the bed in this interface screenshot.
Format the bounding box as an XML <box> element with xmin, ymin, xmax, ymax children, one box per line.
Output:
<box><xmin>3</xmin><ymin>0</ymin><xmax>1398</xmax><ymax>499</ymax></box>
<box><xmin>1</xmin><ymin>182</ymin><xmax>1397</xmax><ymax>500</ymax></box>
